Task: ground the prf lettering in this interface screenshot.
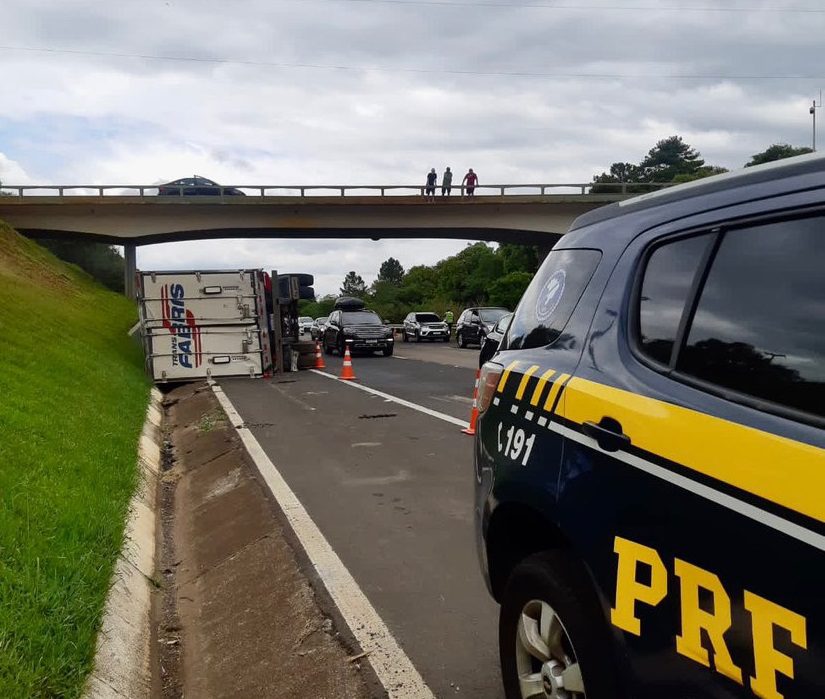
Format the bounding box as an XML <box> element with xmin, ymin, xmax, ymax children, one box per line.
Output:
<box><xmin>611</xmin><ymin>536</ymin><xmax>807</xmax><ymax>699</ymax></box>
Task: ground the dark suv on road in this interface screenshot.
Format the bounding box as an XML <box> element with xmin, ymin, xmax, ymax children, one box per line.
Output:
<box><xmin>456</xmin><ymin>306</ymin><xmax>510</xmax><ymax>348</ymax></box>
<box><xmin>475</xmin><ymin>154</ymin><xmax>825</xmax><ymax>699</ymax></box>
<box><xmin>323</xmin><ymin>299</ymin><xmax>394</xmax><ymax>356</ymax></box>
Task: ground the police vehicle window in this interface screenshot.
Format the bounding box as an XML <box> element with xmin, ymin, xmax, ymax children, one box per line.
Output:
<box><xmin>638</xmin><ymin>233</ymin><xmax>713</xmax><ymax>366</ymax></box>
<box><xmin>342</xmin><ymin>311</ymin><xmax>381</xmax><ymax>325</ymax></box>
<box><xmin>507</xmin><ymin>249</ymin><xmax>601</xmax><ymax>350</ymax></box>
<box><xmin>677</xmin><ymin>217</ymin><xmax>825</xmax><ymax>418</ymax></box>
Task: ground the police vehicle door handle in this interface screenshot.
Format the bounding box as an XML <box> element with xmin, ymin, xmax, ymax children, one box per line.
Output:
<box><xmin>582</xmin><ymin>417</ymin><xmax>630</xmax><ymax>453</ymax></box>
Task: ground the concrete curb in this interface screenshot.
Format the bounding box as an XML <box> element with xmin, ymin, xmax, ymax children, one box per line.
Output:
<box><xmin>83</xmin><ymin>387</ymin><xmax>163</xmax><ymax>699</ymax></box>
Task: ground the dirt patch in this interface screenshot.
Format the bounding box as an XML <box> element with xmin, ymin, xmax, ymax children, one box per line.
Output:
<box><xmin>152</xmin><ymin>383</ymin><xmax>376</xmax><ymax>698</ymax></box>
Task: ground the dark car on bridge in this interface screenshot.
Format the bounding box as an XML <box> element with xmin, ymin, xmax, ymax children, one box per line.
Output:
<box><xmin>455</xmin><ymin>306</ymin><xmax>510</xmax><ymax>348</ymax></box>
<box><xmin>157</xmin><ymin>176</ymin><xmax>246</xmax><ymax>196</ymax></box>
<box><xmin>402</xmin><ymin>312</ymin><xmax>450</xmax><ymax>342</ymax></box>
<box><xmin>323</xmin><ymin>297</ymin><xmax>394</xmax><ymax>356</ymax></box>
<box><xmin>475</xmin><ymin>153</ymin><xmax>825</xmax><ymax>699</ymax></box>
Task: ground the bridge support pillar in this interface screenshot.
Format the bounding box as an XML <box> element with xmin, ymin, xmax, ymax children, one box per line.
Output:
<box><xmin>123</xmin><ymin>243</ymin><xmax>137</xmax><ymax>300</ymax></box>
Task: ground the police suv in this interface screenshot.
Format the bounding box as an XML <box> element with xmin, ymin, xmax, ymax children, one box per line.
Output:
<box><xmin>475</xmin><ymin>154</ymin><xmax>824</xmax><ymax>699</ymax></box>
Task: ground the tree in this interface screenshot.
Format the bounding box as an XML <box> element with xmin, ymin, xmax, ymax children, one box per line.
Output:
<box><xmin>638</xmin><ymin>135</ymin><xmax>705</xmax><ymax>182</ymax></box>
<box><xmin>340</xmin><ymin>271</ymin><xmax>367</xmax><ymax>297</ymax></box>
<box><xmin>498</xmin><ymin>244</ymin><xmax>539</xmax><ymax>275</ymax></box>
<box><xmin>37</xmin><ymin>238</ymin><xmax>125</xmax><ymax>292</ymax></box>
<box><xmin>745</xmin><ymin>144</ymin><xmax>813</xmax><ymax>167</ymax></box>
<box><xmin>488</xmin><ymin>271</ymin><xmax>533</xmax><ymax>309</ymax></box>
<box><xmin>376</xmin><ymin>257</ymin><xmax>404</xmax><ymax>286</ymax></box>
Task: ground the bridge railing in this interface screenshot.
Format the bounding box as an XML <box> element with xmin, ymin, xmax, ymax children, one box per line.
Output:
<box><xmin>0</xmin><ymin>182</ymin><xmax>673</xmax><ymax>198</ymax></box>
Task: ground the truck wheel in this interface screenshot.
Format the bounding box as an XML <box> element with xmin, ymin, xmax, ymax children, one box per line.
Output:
<box><xmin>382</xmin><ymin>345</ymin><xmax>393</xmax><ymax>357</ymax></box>
<box><xmin>499</xmin><ymin>550</ymin><xmax>620</xmax><ymax>699</ymax></box>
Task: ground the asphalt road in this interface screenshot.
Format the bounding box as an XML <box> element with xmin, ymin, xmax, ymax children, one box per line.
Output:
<box><xmin>220</xmin><ymin>345</ymin><xmax>502</xmax><ymax>698</ymax></box>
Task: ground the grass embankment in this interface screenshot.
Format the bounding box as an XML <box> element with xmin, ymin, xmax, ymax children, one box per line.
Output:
<box><xmin>0</xmin><ymin>223</ymin><xmax>150</xmax><ymax>697</ymax></box>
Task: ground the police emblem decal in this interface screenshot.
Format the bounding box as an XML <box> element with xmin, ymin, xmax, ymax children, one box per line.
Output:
<box><xmin>536</xmin><ymin>269</ymin><xmax>566</xmax><ymax>323</ymax></box>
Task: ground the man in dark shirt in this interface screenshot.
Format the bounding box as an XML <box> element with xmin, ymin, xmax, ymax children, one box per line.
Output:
<box><xmin>462</xmin><ymin>168</ymin><xmax>478</xmax><ymax>197</ymax></box>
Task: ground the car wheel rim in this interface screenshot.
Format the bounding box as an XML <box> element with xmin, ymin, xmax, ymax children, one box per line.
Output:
<box><xmin>515</xmin><ymin>599</ymin><xmax>585</xmax><ymax>699</ymax></box>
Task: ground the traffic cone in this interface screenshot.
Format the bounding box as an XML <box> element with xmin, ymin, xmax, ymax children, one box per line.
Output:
<box><xmin>462</xmin><ymin>369</ymin><xmax>480</xmax><ymax>435</ymax></box>
<box><xmin>313</xmin><ymin>340</ymin><xmax>326</xmax><ymax>369</ymax></box>
<box><xmin>339</xmin><ymin>342</ymin><xmax>357</xmax><ymax>381</ymax></box>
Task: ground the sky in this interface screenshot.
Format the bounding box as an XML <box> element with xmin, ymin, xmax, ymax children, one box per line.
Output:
<box><xmin>1</xmin><ymin>0</ymin><xmax>823</xmax><ymax>295</ymax></box>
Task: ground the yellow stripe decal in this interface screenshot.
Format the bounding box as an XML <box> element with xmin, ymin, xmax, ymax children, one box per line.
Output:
<box><xmin>497</xmin><ymin>360</ymin><xmax>520</xmax><ymax>393</ymax></box>
<box><xmin>515</xmin><ymin>365</ymin><xmax>540</xmax><ymax>401</ymax></box>
<box><xmin>564</xmin><ymin>377</ymin><xmax>825</xmax><ymax>523</ymax></box>
<box><xmin>530</xmin><ymin>369</ymin><xmax>557</xmax><ymax>406</ymax></box>
<box><xmin>543</xmin><ymin>373</ymin><xmax>571</xmax><ymax>412</ymax></box>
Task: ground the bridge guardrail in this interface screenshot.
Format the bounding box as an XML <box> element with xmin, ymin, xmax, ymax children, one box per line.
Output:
<box><xmin>0</xmin><ymin>182</ymin><xmax>673</xmax><ymax>198</ymax></box>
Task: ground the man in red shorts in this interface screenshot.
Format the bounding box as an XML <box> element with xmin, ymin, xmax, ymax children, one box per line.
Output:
<box><xmin>462</xmin><ymin>168</ymin><xmax>478</xmax><ymax>197</ymax></box>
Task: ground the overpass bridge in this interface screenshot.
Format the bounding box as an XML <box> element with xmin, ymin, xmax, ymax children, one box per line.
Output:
<box><xmin>0</xmin><ymin>182</ymin><xmax>656</xmax><ymax>296</ymax></box>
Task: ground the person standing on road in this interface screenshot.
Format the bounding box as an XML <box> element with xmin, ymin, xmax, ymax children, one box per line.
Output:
<box><xmin>425</xmin><ymin>168</ymin><xmax>437</xmax><ymax>202</ymax></box>
<box><xmin>462</xmin><ymin>168</ymin><xmax>478</xmax><ymax>197</ymax></box>
<box><xmin>441</xmin><ymin>167</ymin><xmax>453</xmax><ymax>196</ymax></box>
<box><xmin>444</xmin><ymin>309</ymin><xmax>454</xmax><ymax>336</ymax></box>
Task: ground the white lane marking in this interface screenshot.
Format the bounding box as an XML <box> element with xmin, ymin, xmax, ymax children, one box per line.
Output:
<box><xmin>351</xmin><ymin>442</ymin><xmax>382</xmax><ymax>448</ymax></box>
<box><xmin>548</xmin><ymin>419</ymin><xmax>825</xmax><ymax>553</ymax></box>
<box><xmin>392</xmin><ymin>355</ymin><xmax>410</xmax><ymax>360</ymax></box>
<box><xmin>310</xmin><ymin>369</ymin><xmax>469</xmax><ymax>429</ymax></box>
<box><xmin>212</xmin><ymin>385</ymin><xmax>436</xmax><ymax>699</ymax></box>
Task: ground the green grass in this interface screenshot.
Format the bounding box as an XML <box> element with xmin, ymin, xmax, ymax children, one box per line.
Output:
<box><xmin>0</xmin><ymin>224</ymin><xmax>150</xmax><ymax>698</ymax></box>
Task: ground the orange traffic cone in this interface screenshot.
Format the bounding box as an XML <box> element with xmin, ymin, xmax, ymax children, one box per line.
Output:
<box><xmin>462</xmin><ymin>369</ymin><xmax>480</xmax><ymax>435</ymax></box>
<box><xmin>339</xmin><ymin>342</ymin><xmax>357</xmax><ymax>381</ymax></box>
<box><xmin>313</xmin><ymin>340</ymin><xmax>326</xmax><ymax>369</ymax></box>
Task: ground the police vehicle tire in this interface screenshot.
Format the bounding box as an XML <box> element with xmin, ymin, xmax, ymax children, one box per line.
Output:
<box><xmin>499</xmin><ymin>550</ymin><xmax>621</xmax><ymax>699</ymax></box>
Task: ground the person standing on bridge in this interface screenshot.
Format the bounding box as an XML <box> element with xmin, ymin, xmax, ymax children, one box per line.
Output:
<box><xmin>441</xmin><ymin>167</ymin><xmax>453</xmax><ymax>196</ymax></box>
<box><xmin>462</xmin><ymin>168</ymin><xmax>478</xmax><ymax>197</ymax></box>
<box><xmin>425</xmin><ymin>168</ymin><xmax>437</xmax><ymax>202</ymax></box>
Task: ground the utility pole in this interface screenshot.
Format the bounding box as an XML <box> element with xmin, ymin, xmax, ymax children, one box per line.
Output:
<box><xmin>810</xmin><ymin>91</ymin><xmax>822</xmax><ymax>151</ymax></box>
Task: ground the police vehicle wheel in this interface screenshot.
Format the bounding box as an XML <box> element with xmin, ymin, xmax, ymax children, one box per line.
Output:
<box><xmin>499</xmin><ymin>551</ymin><xmax>619</xmax><ymax>699</ymax></box>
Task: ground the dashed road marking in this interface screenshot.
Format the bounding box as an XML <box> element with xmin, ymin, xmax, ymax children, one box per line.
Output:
<box><xmin>212</xmin><ymin>384</ymin><xmax>436</xmax><ymax>699</ymax></box>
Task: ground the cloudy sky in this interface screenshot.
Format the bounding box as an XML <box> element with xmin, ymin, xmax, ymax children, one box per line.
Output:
<box><xmin>1</xmin><ymin>0</ymin><xmax>822</xmax><ymax>294</ymax></box>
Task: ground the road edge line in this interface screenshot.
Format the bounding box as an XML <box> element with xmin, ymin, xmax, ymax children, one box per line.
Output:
<box><xmin>210</xmin><ymin>383</ymin><xmax>436</xmax><ymax>699</ymax></box>
<box><xmin>84</xmin><ymin>387</ymin><xmax>163</xmax><ymax>699</ymax></box>
<box><xmin>309</xmin><ymin>369</ymin><xmax>470</xmax><ymax>429</ymax></box>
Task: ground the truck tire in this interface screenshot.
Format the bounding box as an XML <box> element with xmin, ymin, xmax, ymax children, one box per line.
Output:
<box><xmin>499</xmin><ymin>550</ymin><xmax>621</xmax><ymax>699</ymax></box>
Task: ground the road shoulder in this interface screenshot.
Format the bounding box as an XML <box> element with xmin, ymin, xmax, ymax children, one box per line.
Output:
<box><xmin>153</xmin><ymin>382</ymin><xmax>375</xmax><ymax>699</ymax></box>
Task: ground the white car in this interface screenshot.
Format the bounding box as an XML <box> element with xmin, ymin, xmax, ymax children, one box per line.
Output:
<box><xmin>298</xmin><ymin>316</ymin><xmax>314</xmax><ymax>335</ymax></box>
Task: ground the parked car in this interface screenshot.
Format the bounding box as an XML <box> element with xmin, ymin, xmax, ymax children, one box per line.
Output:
<box><xmin>475</xmin><ymin>153</ymin><xmax>825</xmax><ymax>699</ymax></box>
<box><xmin>298</xmin><ymin>316</ymin><xmax>314</xmax><ymax>335</ymax></box>
<box><xmin>478</xmin><ymin>312</ymin><xmax>512</xmax><ymax>367</ymax></box>
<box><xmin>310</xmin><ymin>316</ymin><xmax>329</xmax><ymax>341</ymax></box>
<box><xmin>402</xmin><ymin>312</ymin><xmax>450</xmax><ymax>342</ymax></box>
<box><xmin>323</xmin><ymin>297</ymin><xmax>394</xmax><ymax>356</ymax></box>
<box><xmin>455</xmin><ymin>306</ymin><xmax>510</xmax><ymax>348</ymax></box>
<box><xmin>157</xmin><ymin>176</ymin><xmax>245</xmax><ymax>196</ymax></box>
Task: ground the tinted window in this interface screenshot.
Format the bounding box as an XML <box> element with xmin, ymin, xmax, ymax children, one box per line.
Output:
<box><xmin>639</xmin><ymin>234</ymin><xmax>713</xmax><ymax>365</ymax></box>
<box><xmin>507</xmin><ymin>249</ymin><xmax>601</xmax><ymax>350</ymax></box>
<box><xmin>415</xmin><ymin>313</ymin><xmax>441</xmax><ymax>322</ymax></box>
<box><xmin>342</xmin><ymin>311</ymin><xmax>382</xmax><ymax>325</ymax></box>
<box><xmin>479</xmin><ymin>308</ymin><xmax>509</xmax><ymax>323</ymax></box>
<box><xmin>677</xmin><ymin>217</ymin><xmax>825</xmax><ymax>418</ymax></box>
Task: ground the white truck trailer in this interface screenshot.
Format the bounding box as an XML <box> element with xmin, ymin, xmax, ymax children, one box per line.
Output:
<box><xmin>137</xmin><ymin>269</ymin><xmax>273</xmax><ymax>382</ymax></box>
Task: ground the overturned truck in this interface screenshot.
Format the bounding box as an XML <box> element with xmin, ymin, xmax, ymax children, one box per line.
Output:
<box><xmin>136</xmin><ymin>269</ymin><xmax>314</xmax><ymax>382</ymax></box>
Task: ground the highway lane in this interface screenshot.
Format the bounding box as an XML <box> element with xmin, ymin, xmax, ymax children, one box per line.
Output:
<box><xmin>220</xmin><ymin>352</ymin><xmax>502</xmax><ymax>698</ymax></box>
<box><xmin>318</xmin><ymin>341</ymin><xmax>480</xmax><ymax>421</ymax></box>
